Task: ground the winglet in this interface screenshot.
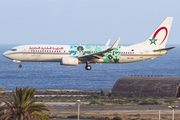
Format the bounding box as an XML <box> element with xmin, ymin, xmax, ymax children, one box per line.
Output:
<box><xmin>110</xmin><ymin>37</ymin><xmax>120</xmax><ymax>49</ymax></box>
<box><xmin>105</xmin><ymin>39</ymin><xmax>111</xmax><ymax>46</ymax></box>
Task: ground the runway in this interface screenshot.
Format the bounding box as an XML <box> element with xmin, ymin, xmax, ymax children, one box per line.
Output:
<box><xmin>47</xmin><ymin>105</ymin><xmax>178</xmax><ymax>111</ymax></box>
<box><xmin>48</xmin><ymin>105</ymin><xmax>180</xmax><ymax>120</ymax></box>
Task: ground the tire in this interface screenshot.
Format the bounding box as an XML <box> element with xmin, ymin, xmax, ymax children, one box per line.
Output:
<box><xmin>85</xmin><ymin>65</ymin><xmax>91</xmax><ymax>70</ymax></box>
<box><xmin>19</xmin><ymin>65</ymin><xmax>22</xmax><ymax>68</ymax></box>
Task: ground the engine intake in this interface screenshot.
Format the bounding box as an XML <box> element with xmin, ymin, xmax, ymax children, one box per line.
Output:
<box><xmin>60</xmin><ymin>57</ymin><xmax>79</xmax><ymax>66</ymax></box>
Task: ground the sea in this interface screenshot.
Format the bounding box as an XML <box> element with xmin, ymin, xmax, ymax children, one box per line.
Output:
<box><xmin>0</xmin><ymin>44</ymin><xmax>180</xmax><ymax>91</ymax></box>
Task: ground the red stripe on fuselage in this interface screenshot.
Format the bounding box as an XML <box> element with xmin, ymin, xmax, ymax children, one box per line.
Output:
<box><xmin>7</xmin><ymin>52</ymin><xmax>162</xmax><ymax>57</ymax></box>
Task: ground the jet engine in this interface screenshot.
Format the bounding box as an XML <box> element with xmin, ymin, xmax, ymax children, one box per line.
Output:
<box><xmin>60</xmin><ymin>57</ymin><xmax>79</xmax><ymax>66</ymax></box>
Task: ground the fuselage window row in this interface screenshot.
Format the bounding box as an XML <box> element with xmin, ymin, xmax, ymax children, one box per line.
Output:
<box><xmin>30</xmin><ymin>50</ymin><xmax>134</xmax><ymax>55</ymax></box>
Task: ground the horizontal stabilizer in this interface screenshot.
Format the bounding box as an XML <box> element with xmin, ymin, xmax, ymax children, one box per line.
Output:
<box><xmin>153</xmin><ymin>47</ymin><xmax>175</xmax><ymax>52</ymax></box>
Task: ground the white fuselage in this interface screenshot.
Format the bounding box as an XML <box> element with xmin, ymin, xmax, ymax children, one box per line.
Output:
<box><xmin>2</xmin><ymin>17</ymin><xmax>174</xmax><ymax>70</ymax></box>
<box><xmin>3</xmin><ymin>44</ymin><xmax>167</xmax><ymax>64</ymax></box>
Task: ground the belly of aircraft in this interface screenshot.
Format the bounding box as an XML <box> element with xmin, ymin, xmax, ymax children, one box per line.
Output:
<box><xmin>24</xmin><ymin>54</ymin><xmax>64</xmax><ymax>62</ymax></box>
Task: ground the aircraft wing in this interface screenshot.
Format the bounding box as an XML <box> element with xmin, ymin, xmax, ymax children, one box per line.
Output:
<box><xmin>153</xmin><ymin>47</ymin><xmax>175</xmax><ymax>52</ymax></box>
<box><xmin>78</xmin><ymin>38</ymin><xmax>120</xmax><ymax>62</ymax></box>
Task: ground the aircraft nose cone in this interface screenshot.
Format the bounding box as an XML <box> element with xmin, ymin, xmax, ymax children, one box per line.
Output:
<box><xmin>3</xmin><ymin>51</ymin><xmax>8</xmax><ymax>58</ymax></box>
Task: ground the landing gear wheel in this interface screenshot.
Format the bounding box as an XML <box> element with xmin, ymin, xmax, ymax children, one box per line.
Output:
<box><xmin>19</xmin><ymin>65</ymin><xmax>22</xmax><ymax>68</ymax></box>
<box><xmin>85</xmin><ymin>65</ymin><xmax>91</xmax><ymax>70</ymax></box>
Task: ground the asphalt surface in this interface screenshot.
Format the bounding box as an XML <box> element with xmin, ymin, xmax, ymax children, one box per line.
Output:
<box><xmin>47</xmin><ymin>105</ymin><xmax>179</xmax><ymax>111</ymax></box>
<box><xmin>52</xmin><ymin>119</ymin><xmax>97</xmax><ymax>120</ymax></box>
<box><xmin>49</xmin><ymin>105</ymin><xmax>180</xmax><ymax>120</ymax></box>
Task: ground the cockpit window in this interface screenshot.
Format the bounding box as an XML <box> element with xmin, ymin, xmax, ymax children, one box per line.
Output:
<box><xmin>11</xmin><ymin>49</ymin><xmax>17</xmax><ymax>51</ymax></box>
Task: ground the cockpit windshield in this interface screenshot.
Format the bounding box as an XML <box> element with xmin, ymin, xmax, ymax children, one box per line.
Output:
<box><xmin>11</xmin><ymin>49</ymin><xmax>17</xmax><ymax>51</ymax></box>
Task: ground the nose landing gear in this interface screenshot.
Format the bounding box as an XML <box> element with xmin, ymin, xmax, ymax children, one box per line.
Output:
<box><xmin>19</xmin><ymin>64</ymin><xmax>22</xmax><ymax>68</ymax></box>
<box><xmin>13</xmin><ymin>60</ymin><xmax>22</xmax><ymax>68</ymax></box>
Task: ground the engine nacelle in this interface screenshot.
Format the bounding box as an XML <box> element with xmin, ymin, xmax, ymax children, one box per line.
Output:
<box><xmin>60</xmin><ymin>57</ymin><xmax>79</xmax><ymax>66</ymax></box>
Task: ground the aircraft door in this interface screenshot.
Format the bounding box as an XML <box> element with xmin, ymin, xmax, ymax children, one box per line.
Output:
<box><xmin>32</xmin><ymin>50</ymin><xmax>39</xmax><ymax>61</ymax></box>
<box><xmin>139</xmin><ymin>49</ymin><xmax>144</xmax><ymax>59</ymax></box>
<box><xmin>22</xmin><ymin>47</ymin><xmax>28</xmax><ymax>61</ymax></box>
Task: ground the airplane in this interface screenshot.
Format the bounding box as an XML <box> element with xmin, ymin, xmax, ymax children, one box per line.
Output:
<box><xmin>168</xmin><ymin>105</ymin><xmax>178</xmax><ymax>109</ymax></box>
<box><xmin>3</xmin><ymin>17</ymin><xmax>174</xmax><ymax>70</ymax></box>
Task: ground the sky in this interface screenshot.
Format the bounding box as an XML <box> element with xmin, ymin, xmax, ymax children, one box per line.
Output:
<box><xmin>0</xmin><ymin>0</ymin><xmax>179</xmax><ymax>45</ymax></box>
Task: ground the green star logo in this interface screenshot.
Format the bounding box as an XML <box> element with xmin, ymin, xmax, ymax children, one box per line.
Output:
<box><xmin>149</xmin><ymin>37</ymin><xmax>157</xmax><ymax>45</ymax></box>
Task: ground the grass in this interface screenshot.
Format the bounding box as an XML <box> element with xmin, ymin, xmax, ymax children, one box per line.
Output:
<box><xmin>0</xmin><ymin>89</ymin><xmax>179</xmax><ymax>106</ymax></box>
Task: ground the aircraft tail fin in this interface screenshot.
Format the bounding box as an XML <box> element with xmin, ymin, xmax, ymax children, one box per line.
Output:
<box><xmin>130</xmin><ymin>17</ymin><xmax>173</xmax><ymax>49</ymax></box>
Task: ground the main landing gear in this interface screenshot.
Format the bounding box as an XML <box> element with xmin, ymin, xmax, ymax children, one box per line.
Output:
<box><xmin>85</xmin><ymin>62</ymin><xmax>91</xmax><ymax>70</ymax></box>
